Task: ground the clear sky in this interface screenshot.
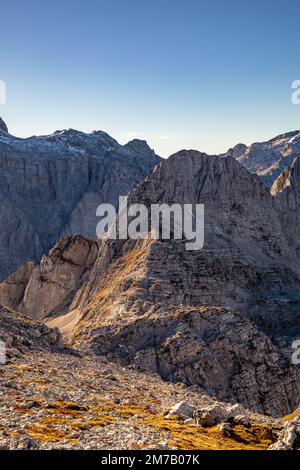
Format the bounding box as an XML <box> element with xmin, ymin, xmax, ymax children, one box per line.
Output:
<box><xmin>1</xmin><ymin>0</ymin><xmax>300</xmax><ymax>156</ymax></box>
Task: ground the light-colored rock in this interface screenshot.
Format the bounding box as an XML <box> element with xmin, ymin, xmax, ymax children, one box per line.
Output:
<box><xmin>194</xmin><ymin>404</ymin><xmax>229</xmax><ymax>427</ymax></box>
<box><xmin>0</xmin><ymin>261</ymin><xmax>35</xmax><ymax>310</ymax></box>
<box><xmin>268</xmin><ymin>419</ymin><xmax>300</xmax><ymax>450</ymax></box>
<box><xmin>165</xmin><ymin>401</ymin><xmax>195</xmax><ymax>419</ymax></box>
<box><xmin>272</xmin><ymin>157</ymin><xmax>300</xmax><ymax>248</ymax></box>
<box><xmin>0</xmin><ymin>235</ymin><xmax>98</xmax><ymax>320</ymax></box>
<box><xmin>226</xmin><ymin>404</ymin><xmax>246</xmax><ymax>416</ymax></box>
<box><xmin>0</xmin><ymin>347</ymin><xmax>289</xmax><ymax>450</ymax></box>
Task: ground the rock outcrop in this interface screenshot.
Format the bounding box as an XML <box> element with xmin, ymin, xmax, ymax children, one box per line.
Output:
<box><xmin>272</xmin><ymin>156</ymin><xmax>300</xmax><ymax>197</ymax></box>
<box><xmin>0</xmin><ymin>261</ymin><xmax>35</xmax><ymax>310</ymax></box>
<box><xmin>0</xmin><ymin>126</ymin><xmax>161</xmax><ymax>280</ymax></box>
<box><xmin>270</xmin><ymin>157</ymin><xmax>300</xmax><ymax>263</ymax></box>
<box><xmin>0</xmin><ymin>235</ymin><xmax>98</xmax><ymax>320</ymax></box>
<box><xmin>268</xmin><ymin>417</ymin><xmax>300</xmax><ymax>450</ymax></box>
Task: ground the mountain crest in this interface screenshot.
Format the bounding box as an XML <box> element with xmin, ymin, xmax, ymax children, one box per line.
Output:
<box><xmin>0</xmin><ymin>117</ymin><xmax>8</xmax><ymax>133</ymax></box>
<box><xmin>221</xmin><ymin>130</ymin><xmax>300</xmax><ymax>187</ymax></box>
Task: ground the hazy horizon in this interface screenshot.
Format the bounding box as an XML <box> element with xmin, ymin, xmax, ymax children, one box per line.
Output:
<box><xmin>1</xmin><ymin>118</ymin><xmax>299</xmax><ymax>159</ymax></box>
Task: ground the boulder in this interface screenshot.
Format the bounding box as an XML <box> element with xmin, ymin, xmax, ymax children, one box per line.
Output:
<box><xmin>194</xmin><ymin>404</ymin><xmax>229</xmax><ymax>427</ymax></box>
<box><xmin>165</xmin><ymin>401</ymin><xmax>195</xmax><ymax>420</ymax></box>
<box><xmin>268</xmin><ymin>417</ymin><xmax>300</xmax><ymax>450</ymax></box>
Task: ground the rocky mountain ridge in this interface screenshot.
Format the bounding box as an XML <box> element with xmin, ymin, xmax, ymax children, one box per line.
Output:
<box><xmin>0</xmin><ymin>117</ymin><xmax>161</xmax><ymax>280</ymax></box>
<box><xmin>221</xmin><ymin>130</ymin><xmax>300</xmax><ymax>186</ymax></box>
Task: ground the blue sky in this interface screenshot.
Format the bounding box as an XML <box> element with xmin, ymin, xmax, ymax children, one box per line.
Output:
<box><xmin>1</xmin><ymin>0</ymin><xmax>300</xmax><ymax>156</ymax></box>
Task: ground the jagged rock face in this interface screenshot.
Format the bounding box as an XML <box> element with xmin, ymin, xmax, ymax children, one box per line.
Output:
<box><xmin>0</xmin><ymin>261</ymin><xmax>35</xmax><ymax>310</ymax></box>
<box><xmin>0</xmin><ymin>128</ymin><xmax>161</xmax><ymax>280</ymax></box>
<box><xmin>238</xmin><ymin>157</ymin><xmax>299</xmax><ymax>355</ymax></box>
<box><xmin>269</xmin><ymin>417</ymin><xmax>300</xmax><ymax>450</ymax></box>
<box><xmin>221</xmin><ymin>130</ymin><xmax>300</xmax><ymax>187</ymax></box>
<box><xmin>225</xmin><ymin>143</ymin><xmax>247</xmax><ymax>159</ymax></box>
<box><xmin>0</xmin><ymin>118</ymin><xmax>8</xmax><ymax>133</ymax></box>
<box><xmin>0</xmin><ymin>235</ymin><xmax>98</xmax><ymax>321</ymax></box>
<box><xmin>129</xmin><ymin>153</ymin><xmax>300</xmax><ymax>355</ymax></box>
<box><xmin>272</xmin><ymin>156</ymin><xmax>300</xmax><ymax>197</ymax></box>
<box><xmin>271</xmin><ymin>165</ymin><xmax>294</xmax><ymax>196</ymax></box>
<box><xmin>2</xmin><ymin>236</ymin><xmax>98</xmax><ymax>320</ymax></box>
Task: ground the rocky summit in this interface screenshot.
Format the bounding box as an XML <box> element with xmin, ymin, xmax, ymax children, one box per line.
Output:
<box><xmin>0</xmin><ymin>120</ymin><xmax>161</xmax><ymax>280</ymax></box>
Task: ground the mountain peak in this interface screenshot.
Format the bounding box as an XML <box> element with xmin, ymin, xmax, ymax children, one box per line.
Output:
<box><xmin>124</xmin><ymin>139</ymin><xmax>155</xmax><ymax>156</ymax></box>
<box><xmin>0</xmin><ymin>117</ymin><xmax>8</xmax><ymax>133</ymax></box>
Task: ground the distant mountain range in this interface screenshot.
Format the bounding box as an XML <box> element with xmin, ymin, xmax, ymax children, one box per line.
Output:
<box><xmin>221</xmin><ymin>130</ymin><xmax>300</xmax><ymax>186</ymax></box>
